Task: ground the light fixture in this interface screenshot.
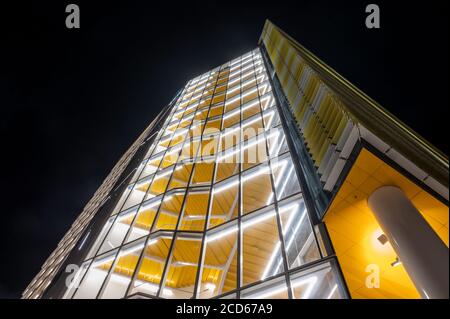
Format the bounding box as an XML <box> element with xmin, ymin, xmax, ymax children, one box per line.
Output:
<box><xmin>205</xmin><ymin>283</ymin><xmax>216</xmax><ymax>291</ymax></box>
<box><xmin>205</xmin><ymin>225</ymin><xmax>238</xmax><ymax>243</ymax></box>
<box><xmin>377</xmin><ymin>234</ymin><xmax>388</xmax><ymax>245</ymax></box>
<box><xmin>391</xmin><ymin>257</ymin><xmax>402</xmax><ymax>267</ymax></box>
<box><xmin>326</xmin><ymin>284</ymin><xmax>338</xmax><ymax>299</ymax></box>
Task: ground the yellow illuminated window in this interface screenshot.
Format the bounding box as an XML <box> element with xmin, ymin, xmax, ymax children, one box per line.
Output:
<box><xmin>179</xmin><ymin>188</ymin><xmax>209</xmax><ymax>231</ymax></box>
<box><xmin>161</xmin><ymin>233</ymin><xmax>202</xmax><ymax>298</ymax></box>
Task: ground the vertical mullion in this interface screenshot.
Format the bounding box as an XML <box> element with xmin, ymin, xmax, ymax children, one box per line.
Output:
<box><xmin>193</xmin><ymin>68</ymin><xmax>221</xmax><ymax>299</ymax></box>
<box><xmin>236</xmin><ymin>54</ymin><xmax>243</xmax><ymax>298</ymax></box>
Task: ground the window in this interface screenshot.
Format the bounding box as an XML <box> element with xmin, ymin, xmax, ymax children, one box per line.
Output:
<box><xmin>160</xmin><ymin>233</ymin><xmax>202</xmax><ymax>298</ymax></box>
<box><xmin>178</xmin><ymin>188</ymin><xmax>209</xmax><ymax>231</ymax></box>
<box><xmin>209</xmin><ymin>176</ymin><xmax>239</xmax><ymax>228</ymax></box>
<box><xmin>241</xmin><ymin>206</ymin><xmax>284</xmax><ymax>286</ymax></box>
<box><xmin>241</xmin><ymin>275</ymin><xmax>288</xmax><ymax>299</ymax></box>
<box><xmin>99</xmin><ymin>239</ymin><xmax>145</xmax><ymax>299</ymax></box>
<box><xmin>198</xmin><ymin>222</ymin><xmax>238</xmax><ymax>298</ymax></box>
<box><xmin>128</xmin><ymin>232</ymin><xmax>173</xmax><ymax>297</ymax></box>
<box><xmin>241</xmin><ymin>164</ymin><xmax>273</xmax><ymax>214</ymax></box>
<box><xmin>290</xmin><ymin>261</ymin><xmax>345</xmax><ymax>299</ymax></box>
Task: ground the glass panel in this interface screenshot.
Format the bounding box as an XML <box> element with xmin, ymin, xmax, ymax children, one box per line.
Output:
<box><xmin>121</xmin><ymin>178</ymin><xmax>151</xmax><ymax>212</ymax></box>
<box><xmin>86</xmin><ymin>217</ymin><xmax>114</xmax><ymax>259</ymax></box>
<box><xmin>209</xmin><ymin>176</ymin><xmax>239</xmax><ymax>229</ymax></box>
<box><xmin>215</xmin><ymin>146</ymin><xmax>240</xmax><ymax>182</ymax></box>
<box><xmin>125</xmin><ymin>197</ymin><xmax>161</xmax><ymax>243</ymax></box>
<box><xmin>241</xmin><ymin>164</ymin><xmax>273</xmax><ymax>214</ymax></box>
<box><xmin>99</xmin><ymin>239</ymin><xmax>145</xmax><ymax>299</ymax></box>
<box><xmin>220</xmin><ymin>125</ymin><xmax>240</xmax><ymax>151</ymax></box>
<box><xmin>73</xmin><ymin>250</ymin><xmax>116</xmax><ymax>299</ymax></box>
<box><xmin>262</xmin><ymin>109</ymin><xmax>280</xmax><ymax>130</ymax></box>
<box><xmin>153</xmin><ymin>190</ymin><xmax>185</xmax><ymax>231</ymax></box>
<box><xmin>145</xmin><ymin>167</ymin><xmax>173</xmax><ymax>199</ymax></box>
<box><xmin>266</xmin><ymin>126</ymin><xmax>288</xmax><ymax>158</ymax></box>
<box><xmin>271</xmin><ymin>154</ymin><xmax>301</xmax><ymax>201</ymax></box>
<box><xmin>200</xmin><ymin>136</ymin><xmax>219</xmax><ymax>157</ymax></box>
<box><xmin>98</xmin><ymin>208</ymin><xmax>136</xmax><ymax>255</ymax></box>
<box><xmin>191</xmin><ymin>161</ymin><xmax>214</xmax><ymax>185</ymax></box>
<box><xmin>241</xmin><ymin>206</ymin><xmax>284</xmax><ymax>286</ymax></box>
<box><xmin>241</xmin><ymin>114</ymin><xmax>264</xmax><ymax>141</ymax></box>
<box><xmin>290</xmin><ymin>261</ymin><xmax>345</xmax><ymax>299</ymax></box>
<box><xmin>168</xmin><ymin>162</ymin><xmax>193</xmax><ymax>190</ymax></box>
<box><xmin>179</xmin><ymin>140</ymin><xmax>200</xmax><ymax>161</ymax></box>
<box><xmin>279</xmin><ymin>195</ymin><xmax>320</xmax><ymax>270</ymax></box>
<box><xmin>241</xmin><ymin>275</ymin><xmax>288</xmax><ymax>299</ymax></box>
<box><xmin>242</xmin><ymin>134</ymin><xmax>267</xmax><ymax>171</ymax></box>
<box><xmin>198</xmin><ymin>222</ymin><xmax>238</xmax><ymax>298</ymax></box>
<box><xmin>178</xmin><ymin>188</ymin><xmax>209</xmax><ymax>231</ymax></box>
<box><xmin>63</xmin><ymin>261</ymin><xmax>90</xmax><ymax>299</ymax></box>
<box><xmin>242</xmin><ymin>99</ymin><xmax>261</xmax><ymax>120</ymax></box>
<box><xmin>161</xmin><ymin>233</ymin><xmax>202</xmax><ymax>299</ymax></box>
<box><xmin>128</xmin><ymin>232</ymin><xmax>173</xmax><ymax>297</ymax></box>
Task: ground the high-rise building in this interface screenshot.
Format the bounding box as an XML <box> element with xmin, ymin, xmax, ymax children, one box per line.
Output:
<box><xmin>23</xmin><ymin>20</ymin><xmax>448</xmax><ymax>299</ymax></box>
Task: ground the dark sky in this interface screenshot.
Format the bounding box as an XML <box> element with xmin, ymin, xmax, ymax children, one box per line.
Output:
<box><xmin>0</xmin><ymin>0</ymin><xmax>448</xmax><ymax>298</ymax></box>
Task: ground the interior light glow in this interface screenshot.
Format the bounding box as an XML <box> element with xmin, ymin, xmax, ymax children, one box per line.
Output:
<box><xmin>217</xmin><ymin>147</ymin><xmax>239</xmax><ymax>162</ymax></box>
<box><xmin>221</xmin><ymin>126</ymin><xmax>240</xmax><ymax>138</ymax></box>
<box><xmin>227</xmin><ymin>76</ymin><xmax>240</xmax><ymax>87</ymax></box>
<box><xmin>131</xmin><ymin>175</ymin><xmax>153</xmax><ymax>190</ymax></box>
<box><xmin>242</xmin><ymin>280</ymin><xmax>290</xmax><ymax>299</ymax></box>
<box><xmin>205</xmin><ymin>283</ymin><xmax>216</xmax><ymax>291</ymax></box>
<box><xmin>212</xmin><ymin>179</ymin><xmax>239</xmax><ymax>195</ymax></box>
<box><xmin>268</xmin><ymin>204</ymin><xmax>306</xmax><ymax>277</ymax></box>
<box><xmin>241</xmin><ymin>87</ymin><xmax>258</xmax><ymax>100</ymax></box>
<box><xmin>326</xmin><ymin>284</ymin><xmax>338</xmax><ymax>299</ymax></box>
<box><xmin>291</xmin><ymin>276</ymin><xmax>318</xmax><ymax>299</ymax></box>
<box><xmin>241</xmin><ymin>165</ymin><xmax>271</xmax><ymax>183</ymax></box>
<box><xmin>226</xmin><ymin>84</ymin><xmax>241</xmax><ymax>96</ymax></box>
<box><xmin>225</xmin><ymin>94</ymin><xmax>240</xmax><ymax>106</ymax></box>
<box><xmin>261</xmin><ymin>241</ymin><xmax>281</xmax><ymax>280</ymax></box>
<box><xmin>92</xmin><ymin>239</ymin><xmax>151</xmax><ymax>267</ymax></box>
<box><xmin>134</xmin><ymin>280</ymin><xmax>173</xmax><ymax>297</ymax></box>
<box><xmin>266</xmin><ymin>160</ymin><xmax>288</xmax><ymax>205</ymax></box>
<box><xmin>242</xmin><ymin>211</ymin><xmax>276</xmax><ymax>230</ymax></box>
<box><xmin>205</xmin><ymin>226</ymin><xmax>238</xmax><ymax>243</ymax></box>
<box><xmin>154</xmin><ymin>168</ymin><xmax>174</xmax><ymax>180</ymax></box>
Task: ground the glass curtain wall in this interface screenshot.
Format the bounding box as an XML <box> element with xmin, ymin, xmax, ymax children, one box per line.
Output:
<box><xmin>64</xmin><ymin>49</ymin><xmax>346</xmax><ymax>299</ymax></box>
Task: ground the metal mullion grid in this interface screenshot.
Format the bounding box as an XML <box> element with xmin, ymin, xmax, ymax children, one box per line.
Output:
<box><xmin>213</xmin><ymin>255</ymin><xmax>339</xmax><ymax>299</ymax></box>
<box><xmin>122</xmin><ymin>92</ymin><xmax>199</xmax><ymax>298</ymax></box>
<box><xmin>54</xmin><ymin>91</ymin><xmax>184</xmax><ymax>299</ymax></box>
<box><xmin>258</xmin><ymin>45</ymin><xmax>325</xmax><ymax>261</ymax></box>
<box><xmin>254</xmin><ymin>53</ymin><xmax>293</xmax><ymax>299</ymax></box>
<box><xmin>85</xmin><ymin>93</ymin><xmax>183</xmax><ymax>260</ymax></box>
<box><xmin>93</xmin><ymin>100</ymin><xmax>189</xmax><ymax>300</ymax></box>
<box><xmin>90</xmin><ymin>97</ymin><xmax>183</xmax><ymax>256</ymax></box>
<box><xmin>155</xmin><ymin>70</ymin><xmax>214</xmax><ymax>299</ymax></box>
<box><xmin>71</xmin><ymin>82</ymin><xmax>191</xmax><ymax>299</ymax></box>
<box><xmin>128</xmin><ymin>82</ymin><xmax>204</xmax><ymax>298</ymax></box>
<box><xmin>192</xmin><ymin>70</ymin><xmax>224</xmax><ymax>299</ymax></box>
<box><xmin>235</xmin><ymin>53</ymin><xmax>244</xmax><ymax>299</ymax></box>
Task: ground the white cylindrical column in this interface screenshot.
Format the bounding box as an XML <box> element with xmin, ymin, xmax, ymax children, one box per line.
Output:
<box><xmin>368</xmin><ymin>186</ymin><xmax>449</xmax><ymax>299</ymax></box>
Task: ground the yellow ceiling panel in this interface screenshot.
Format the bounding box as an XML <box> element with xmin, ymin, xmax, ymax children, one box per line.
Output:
<box><xmin>324</xmin><ymin>147</ymin><xmax>448</xmax><ymax>299</ymax></box>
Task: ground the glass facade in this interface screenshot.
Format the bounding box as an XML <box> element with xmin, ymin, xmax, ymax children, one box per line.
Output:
<box><xmin>61</xmin><ymin>49</ymin><xmax>346</xmax><ymax>299</ymax></box>
<box><xmin>23</xmin><ymin>20</ymin><xmax>448</xmax><ymax>300</ymax></box>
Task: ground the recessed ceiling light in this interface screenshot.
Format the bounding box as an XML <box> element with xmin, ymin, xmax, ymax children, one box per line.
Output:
<box><xmin>391</xmin><ymin>257</ymin><xmax>402</xmax><ymax>267</ymax></box>
<box><xmin>377</xmin><ymin>234</ymin><xmax>388</xmax><ymax>245</ymax></box>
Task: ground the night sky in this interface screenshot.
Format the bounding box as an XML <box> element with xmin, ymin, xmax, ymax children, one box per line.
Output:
<box><xmin>0</xmin><ymin>1</ymin><xmax>448</xmax><ymax>298</ymax></box>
